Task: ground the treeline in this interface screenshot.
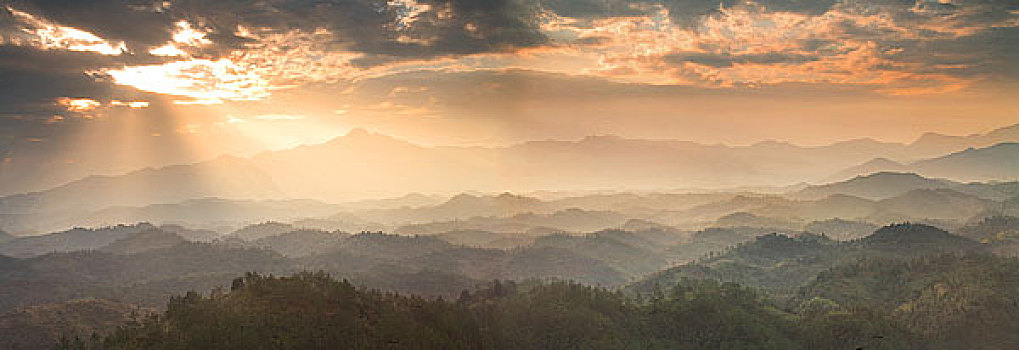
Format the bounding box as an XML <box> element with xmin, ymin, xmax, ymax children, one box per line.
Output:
<box><xmin>57</xmin><ymin>271</ymin><xmax>912</xmax><ymax>350</ymax></box>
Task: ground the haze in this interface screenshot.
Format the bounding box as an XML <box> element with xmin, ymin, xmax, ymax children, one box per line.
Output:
<box><xmin>1</xmin><ymin>0</ymin><xmax>1017</xmax><ymax>196</ymax></box>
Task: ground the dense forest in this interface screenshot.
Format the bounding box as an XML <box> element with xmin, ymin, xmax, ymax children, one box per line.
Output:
<box><xmin>51</xmin><ymin>272</ymin><xmax>882</xmax><ymax>349</ymax></box>
<box><xmin>41</xmin><ymin>224</ymin><xmax>1019</xmax><ymax>349</ymax></box>
<box><xmin>54</xmin><ymin>250</ymin><xmax>1019</xmax><ymax>350</ymax></box>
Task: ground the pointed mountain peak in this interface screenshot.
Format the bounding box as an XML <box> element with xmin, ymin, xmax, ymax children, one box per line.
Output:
<box><xmin>318</xmin><ymin>127</ymin><xmax>418</xmax><ymax>149</ymax></box>
<box><xmin>446</xmin><ymin>192</ymin><xmax>481</xmax><ymax>203</ymax></box>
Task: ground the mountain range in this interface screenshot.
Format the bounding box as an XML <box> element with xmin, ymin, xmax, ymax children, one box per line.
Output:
<box><xmin>829</xmin><ymin>142</ymin><xmax>1019</xmax><ymax>182</ymax></box>
<box><xmin>2</xmin><ymin>124</ymin><xmax>1016</xmax><ymax>209</ymax></box>
<box><xmin>0</xmin><ymin>123</ymin><xmax>1016</xmax><ymax>235</ymax></box>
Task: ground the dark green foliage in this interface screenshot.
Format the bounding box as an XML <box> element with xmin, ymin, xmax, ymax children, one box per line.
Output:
<box><xmin>805</xmin><ymin>218</ymin><xmax>878</xmax><ymax>241</ymax></box>
<box><xmin>17</xmin><ymin>223</ymin><xmax>1019</xmax><ymax>349</ymax></box>
<box><xmin>632</xmin><ymin>223</ymin><xmax>985</xmax><ymax>300</ymax></box>
<box><xmin>54</xmin><ymin>272</ymin><xmax>893</xmax><ymax>350</ymax></box>
<box><xmin>632</xmin><ymin>232</ymin><xmax>841</xmax><ymax>299</ymax></box>
<box><xmin>0</xmin><ymin>299</ymin><xmax>149</xmax><ymax>350</ymax></box>
<box><xmin>856</xmin><ymin>223</ymin><xmax>982</xmax><ymax>254</ymax></box>
<box><xmin>797</xmin><ymin>254</ymin><xmax>1019</xmax><ymax>349</ymax></box>
<box><xmin>647</xmin><ymin>279</ymin><xmax>800</xmax><ymax>349</ymax></box>
<box><xmin>957</xmin><ymin>215</ymin><xmax>1019</xmax><ymax>242</ymax></box>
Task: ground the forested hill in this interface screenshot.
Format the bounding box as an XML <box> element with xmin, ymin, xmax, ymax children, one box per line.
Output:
<box><xmin>6</xmin><ymin>222</ymin><xmax>1018</xmax><ymax>349</ymax></box>
<box><xmin>54</xmin><ymin>272</ymin><xmax>905</xmax><ymax>350</ymax></box>
<box><xmin>57</xmin><ymin>253</ymin><xmax>1019</xmax><ymax>350</ymax></box>
<box><xmin>627</xmin><ymin>223</ymin><xmax>985</xmax><ymax>299</ymax></box>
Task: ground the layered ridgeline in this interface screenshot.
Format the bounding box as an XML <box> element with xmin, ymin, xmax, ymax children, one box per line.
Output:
<box><xmin>8</xmin><ymin>123</ymin><xmax>1019</xmax><ymax>201</ymax></box>
<box><xmin>3</xmin><ymin>220</ymin><xmax>1019</xmax><ymax>348</ymax></box>
<box><xmin>1</xmin><ymin>171</ymin><xmax>1017</xmax><ymax>236</ymax></box>
<box><xmin>2</xmin><ymin>123</ymin><xmax>1017</xmax><ymax>234</ymax></box>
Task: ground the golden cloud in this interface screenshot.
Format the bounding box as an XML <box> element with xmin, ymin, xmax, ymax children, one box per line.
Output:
<box><xmin>55</xmin><ymin>97</ymin><xmax>101</xmax><ymax>112</ymax></box>
<box><xmin>6</xmin><ymin>7</ymin><xmax>127</xmax><ymax>55</ymax></box>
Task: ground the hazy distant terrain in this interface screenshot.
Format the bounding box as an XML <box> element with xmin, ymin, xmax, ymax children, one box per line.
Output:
<box><xmin>0</xmin><ymin>129</ymin><xmax>1017</xmax><ymax>348</ymax></box>
<box><xmin>1</xmin><ymin>123</ymin><xmax>1015</xmax><ymax>235</ymax></box>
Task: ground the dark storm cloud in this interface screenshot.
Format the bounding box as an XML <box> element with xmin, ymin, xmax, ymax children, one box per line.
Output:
<box><xmin>889</xmin><ymin>26</ymin><xmax>1019</xmax><ymax>79</ymax></box>
<box><xmin>0</xmin><ymin>48</ymin><xmax>114</xmax><ymax>116</ymax></box>
<box><xmin>0</xmin><ymin>46</ymin><xmax>172</xmax><ymax>116</ymax></box>
<box><xmin>0</xmin><ymin>0</ymin><xmax>1016</xmax><ymax>111</ymax></box>
<box><xmin>659</xmin><ymin>0</ymin><xmax>839</xmax><ymax>25</ymax></box>
<box><xmin>539</xmin><ymin>0</ymin><xmax>649</xmax><ymax>18</ymax></box>
<box><xmin>665</xmin><ymin>52</ymin><xmax>819</xmax><ymax>68</ymax></box>
<box><xmin>5</xmin><ymin>0</ymin><xmax>178</xmax><ymax>48</ymax></box>
<box><xmin>165</xmin><ymin>0</ymin><xmax>549</xmax><ymax>59</ymax></box>
<box><xmin>5</xmin><ymin>0</ymin><xmax>551</xmax><ymax>61</ymax></box>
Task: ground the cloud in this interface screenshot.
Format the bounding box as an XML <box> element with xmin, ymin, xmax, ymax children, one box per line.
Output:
<box><xmin>4</xmin><ymin>6</ymin><xmax>126</xmax><ymax>55</ymax></box>
<box><xmin>106</xmin><ymin>58</ymin><xmax>271</xmax><ymax>104</ymax></box>
<box><xmin>527</xmin><ymin>0</ymin><xmax>1017</xmax><ymax>93</ymax></box>
<box><xmin>55</xmin><ymin>97</ymin><xmax>100</xmax><ymax>112</ymax></box>
<box><xmin>109</xmin><ymin>100</ymin><xmax>149</xmax><ymax>108</ymax></box>
<box><xmin>665</xmin><ymin>52</ymin><xmax>820</xmax><ymax>68</ymax></box>
<box><xmin>1</xmin><ymin>0</ymin><xmax>1017</xmax><ymax>112</ymax></box>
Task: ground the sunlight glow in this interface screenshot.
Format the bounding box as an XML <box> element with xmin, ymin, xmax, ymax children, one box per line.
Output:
<box><xmin>110</xmin><ymin>100</ymin><xmax>150</xmax><ymax>108</ymax></box>
<box><xmin>56</xmin><ymin>97</ymin><xmax>101</xmax><ymax>112</ymax></box>
<box><xmin>148</xmin><ymin>20</ymin><xmax>211</xmax><ymax>57</ymax></box>
<box><xmin>148</xmin><ymin>43</ymin><xmax>188</xmax><ymax>57</ymax></box>
<box><xmin>171</xmin><ymin>20</ymin><xmax>211</xmax><ymax>46</ymax></box>
<box><xmin>107</xmin><ymin>59</ymin><xmax>271</xmax><ymax>104</ymax></box>
<box><xmin>255</xmin><ymin>114</ymin><xmax>305</xmax><ymax>121</ymax></box>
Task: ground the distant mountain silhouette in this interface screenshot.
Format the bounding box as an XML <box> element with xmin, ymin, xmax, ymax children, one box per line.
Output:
<box><xmin>829</xmin><ymin>142</ymin><xmax>1019</xmax><ymax>182</ymax></box>
<box><xmin>245</xmin><ymin>124</ymin><xmax>1019</xmax><ymax>201</ymax></box>
<box><xmin>84</xmin><ymin>198</ymin><xmax>341</xmax><ymax>231</ymax></box>
<box><xmin>911</xmin><ymin>143</ymin><xmax>1019</xmax><ymax>181</ymax></box>
<box><xmin>336</xmin><ymin>193</ymin><xmax>447</xmax><ymax>210</ymax></box>
<box><xmin>394</xmin><ymin>208</ymin><xmax>628</xmax><ymax>235</ymax></box>
<box><xmin>0</xmin><ymin>156</ymin><xmax>282</xmax><ymax>233</ymax></box>
<box><xmin>0</xmin><ymin>223</ymin><xmax>157</xmax><ymax>258</ymax></box>
<box><xmin>875</xmin><ymin>189</ymin><xmax>996</xmax><ymax>222</ymax></box>
<box><xmin>824</xmin><ymin>158</ymin><xmax>909</xmax><ymax>182</ymax></box>
<box><xmin>792</xmin><ymin>172</ymin><xmax>1018</xmax><ymax>201</ymax></box>
<box><xmin>794</xmin><ymin>172</ymin><xmax>952</xmax><ymax>200</ymax></box>
<box><xmin>357</xmin><ymin>192</ymin><xmax>553</xmax><ymax>224</ymax></box>
<box><xmin>0</xmin><ymin>197</ymin><xmax>343</xmax><ymax>235</ymax></box>
<box><xmin>909</xmin><ymin>123</ymin><xmax>1019</xmax><ymax>156</ymax></box>
<box><xmin>0</xmin><ymin>126</ymin><xmax>1015</xmax><ymax>234</ymax></box>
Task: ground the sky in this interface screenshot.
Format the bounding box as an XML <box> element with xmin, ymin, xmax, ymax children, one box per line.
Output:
<box><xmin>0</xmin><ymin>0</ymin><xmax>1017</xmax><ymax>193</ymax></box>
